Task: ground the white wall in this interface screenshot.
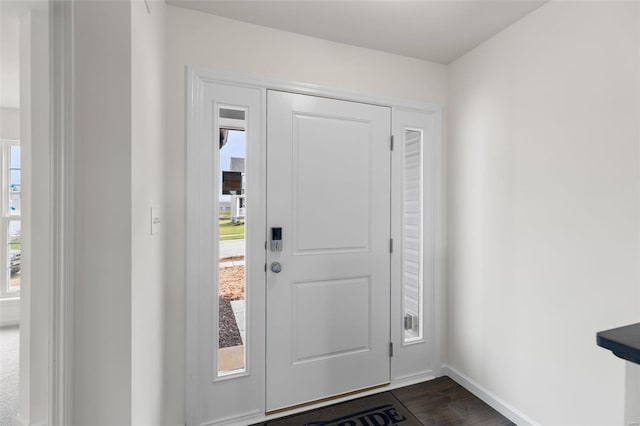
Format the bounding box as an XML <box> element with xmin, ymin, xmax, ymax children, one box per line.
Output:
<box><xmin>131</xmin><ymin>0</ymin><xmax>166</xmax><ymax>424</ymax></box>
<box><xmin>0</xmin><ymin>107</ymin><xmax>19</xmax><ymax>140</ymax></box>
<box><xmin>18</xmin><ymin>7</ymin><xmax>50</xmax><ymax>424</ymax></box>
<box><xmin>17</xmin><ymin>13</ymin><xmax>33</xmax><ymax>423</ymax></box>
<box><xmin>73</xmin><ymin>2</ymin><xmax>132</xmax><ymax>424</ymax></box>
<box><xmin>447</xmin><ymin>2</ymin><xmax>640</xmax><ymax>424</ymax></box>
<box><xmin>164</xmin><ymin>7</ymin><xmax>447</xmax><ymax>424</ymax></box>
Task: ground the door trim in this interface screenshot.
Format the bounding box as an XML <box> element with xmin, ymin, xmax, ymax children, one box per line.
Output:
<box><xmin>50</xmin><ymin>2</ymin><xmax>75</xmax><ymax>425</ymax></box>
<box><xmin>187</xmin><ymin>67</ymin><xmax>440</xmax><ymax>112</ymax></box>
<box><xmin>186</xmin><ymin>67</ymin><xmax>443</xmax><ymax>426</ymax></box>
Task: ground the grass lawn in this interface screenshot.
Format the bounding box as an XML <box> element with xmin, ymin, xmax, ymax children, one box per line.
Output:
<box><xmin>219</xmin><ymin>219</ymin><xmax>245</xmax><ymax>240</ymax></box>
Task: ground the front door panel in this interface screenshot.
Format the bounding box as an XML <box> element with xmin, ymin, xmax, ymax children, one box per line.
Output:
<box><xmin>266</xmin><ymin>91</ymin><xmax>391</xmax><ymax>411</ymax></box>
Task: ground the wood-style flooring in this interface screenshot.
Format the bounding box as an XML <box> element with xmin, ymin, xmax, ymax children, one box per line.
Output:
<box><xmin>261</xmin><ymin>376</ymin><xmax>514</xmax><ymax>426</ymax></box>
<box><xmin>391</xmin><ymin>376</ymin><xmax>515</xmax><ymax>425</ymax></box>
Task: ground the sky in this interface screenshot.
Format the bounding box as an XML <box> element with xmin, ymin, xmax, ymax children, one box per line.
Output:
<box><xmin>219</xmin><ymin>130</ymin><xmax>245</xmax><ymax>202</ymax></box>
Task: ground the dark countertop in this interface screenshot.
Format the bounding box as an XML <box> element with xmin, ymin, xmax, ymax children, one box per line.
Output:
<box><xmin>597</xmin><ymin>323</ymin><xmax>640</xmax><ymax>364</ymax></box>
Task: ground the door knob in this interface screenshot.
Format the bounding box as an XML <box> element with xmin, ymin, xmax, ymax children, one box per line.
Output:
<box><xmin>270</xmin><ymin>262</ymin><xmax>282</xmax><ymax>273</ymax></box>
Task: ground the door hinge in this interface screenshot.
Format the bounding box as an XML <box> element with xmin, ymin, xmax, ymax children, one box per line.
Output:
<box><xmin>389</xmin><ymin>238</ymin><xmax>393</xmax><ymax>253</ymax></box>
<box><xmin>264</xmin><ymin>263</ymin><xmax>267</xmax><ymax>272</ymax></box>
<box><xmin>389</xmin><ymin>342</ymin><xmax>394</xmax><ymax>357</ymax></box>
<box><xmin>390</xmin><ymin>135</ymin><xmax>394</xmax><ymax>151</ymax></box>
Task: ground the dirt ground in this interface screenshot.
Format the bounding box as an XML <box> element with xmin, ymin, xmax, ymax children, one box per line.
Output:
<box><xmin>219</xmin><ymin>256</ymin><xmax>245</xmax><ymax>300</ymax></box>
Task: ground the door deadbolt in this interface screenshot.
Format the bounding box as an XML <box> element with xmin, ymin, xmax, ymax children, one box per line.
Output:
<box><xmin>270</xmin><ymin>262</ymin><xmax>282</xmax><ymax>273</ymax></box>
<box><xmin>271</xmin><ymin>227</ymin><xmax>283</xmax><ymax>251</ymax></box>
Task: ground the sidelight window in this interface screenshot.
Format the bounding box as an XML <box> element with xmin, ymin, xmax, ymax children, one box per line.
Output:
<box><xmin>402</xmin><ymin>129</ymin><xmax>423</xmax><ymax>342</ymax></box>
<box><xmin>217</xmin><ymin>107</ymin><xmax>247</xmax><ymax>377</ymax></box>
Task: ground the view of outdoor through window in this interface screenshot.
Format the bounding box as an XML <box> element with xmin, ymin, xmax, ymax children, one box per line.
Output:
<box><xmin>1</xmin><ymin>143</ymin><xmax>20</xmax><ymax>298</ymax></box>
<box><xmin>217</xmin><ymin>109</ymin><xmax>247</xmax><ymax>376</ymax></box>
<box><xmin>403</xmin><ymin>129</ymin><xmax>422</xmax><ymax>342</ymax></box>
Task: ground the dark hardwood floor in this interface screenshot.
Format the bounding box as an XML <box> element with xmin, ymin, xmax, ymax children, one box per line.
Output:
<box><xmin>392</xmin><ymin>376</ymin><xmax>515</xmax><ymax>425</ymax></box>
<box><xmin>259</xmin><ymin>376</ymin><xmax>514</xmax><ymax>425</ymax></box>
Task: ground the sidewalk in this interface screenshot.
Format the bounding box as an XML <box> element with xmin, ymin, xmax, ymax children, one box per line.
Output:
<box><xmin>219</xmin><ymin>239</ymin><xmax>245</xmax><ymax>258</ymax></box>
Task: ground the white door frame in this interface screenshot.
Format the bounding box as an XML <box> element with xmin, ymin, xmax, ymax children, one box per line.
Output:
<box><xmin>186</xmin><ymin>77</ymin><xmax>267</xmax><ymax>425</ymax></box>
<box><xmin>49</xmin><ymin>1</ymin><xmax>75</xmax><ymax>424</ymax></box>
<box><xmin>186</xmin><ymin>67</ymin><xmax>443</xmax><ymax>425</ymax></box>
<box><xmin>10</xmin><ymin>0</ymin><xmax>75</xmax><ymax>425</ymax></box>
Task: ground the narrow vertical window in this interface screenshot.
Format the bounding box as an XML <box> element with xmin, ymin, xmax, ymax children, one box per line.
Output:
<box><xmin>402</xmin><ymin>129</ymin><xmax>423</xmax><ymax>342</ymax></box>
<box><xmin>217</xmin><ymin>107</ymin><xmax>247</xmax><ymax>376</ymax></box>
<box><xmin>0</xmin><ymin>143</ymin><xmax>20</xmax><ymax>299</ymax></box>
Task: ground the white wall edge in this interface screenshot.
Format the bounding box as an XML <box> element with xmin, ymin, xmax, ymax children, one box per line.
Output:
<box><xmin>431</xmin><ymin>106</ymin><xmax>444</xmax><ymax>378</ymax></box>
<box><xmin>49</xmin><ymin>1</ymin><xmax>75</xmax><ymax>424</ymax></box>
<box><xmin>185</xmin><ymin>65</ymin><xmax>205</xmax><ymax>426</ymax></box>
<box><xmin>442</xmin><ymin>365</ymin><xmax>539</xmax><ymax>426</ymax></box>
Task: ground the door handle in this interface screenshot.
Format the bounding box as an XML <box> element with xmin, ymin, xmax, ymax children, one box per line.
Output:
<box><xmin>270</xmin><ymin>262</ymin><xmax>282</xmax><ymax>273</ymax></box>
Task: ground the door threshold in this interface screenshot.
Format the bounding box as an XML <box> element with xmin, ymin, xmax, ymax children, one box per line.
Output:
<box><xmin>266</xmin><ymin>383</ymin><xmax>390</xmax><ymax>416</ymax></box>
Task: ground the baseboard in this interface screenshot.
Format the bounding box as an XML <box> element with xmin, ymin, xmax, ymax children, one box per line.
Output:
<box><xmin>14</xmin><ymin>415</ymin><xmax>46</xmax><ymax>426</ymax></box>
<box><xmin>0</xmin><ymin>297</ymin><xmax>20</xmax><ymax>327</ymax></box>
<box><xmin>391</xmin><ymin>370</ymin><xmax>436</xmax><ymax>388</ymax></box>
<box><xmin>442</xmin><ymin>365</ymin><xmax>539</xmax><ymax>426</ymax></box>
<box><xmin>201</xmin><ymin>409</ymin><xmax>264</xmax><ymax>426</ymax></box>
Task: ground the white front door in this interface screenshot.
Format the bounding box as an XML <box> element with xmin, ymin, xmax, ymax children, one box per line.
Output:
<box><xmin>266</xmin><ymin>91</ymin><xmax>392</xmax><ymax>411</ymax></box>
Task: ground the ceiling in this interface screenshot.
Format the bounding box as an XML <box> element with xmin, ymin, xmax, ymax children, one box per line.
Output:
<box><xmin>0</xmin><ymin>1</ymin><xmax>549</xmax><ymax>109</ymax></box>
<box><xmin>166</xmin><ymin>0</ymin><xmax>547</xmax><ymax>64</ymax></box>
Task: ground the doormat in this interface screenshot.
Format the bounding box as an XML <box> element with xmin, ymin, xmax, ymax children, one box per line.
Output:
<box><xmin>264</xmin><ymin>392</ymin><xmax>421</xmax><ymax>426</ymax></box>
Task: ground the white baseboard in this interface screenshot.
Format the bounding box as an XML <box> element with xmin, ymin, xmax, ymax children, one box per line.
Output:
<box><xmin>14</xmin><ymin>415</ymin><xmax>46</xmax><ymax>426</ymax></box>
<box><xmin>442</xmin><ymin>365</ymin><xmax>539</xmax><ymax>426</ymax></box>
<box><xmin>391</xmin><ymin>370</ymin><xmax>437</xmax><ymax>388</ymax></box>
<box><xmin>195</xmin><ymin>369</ymin><xmax>539</xmax><ymax>426</ymax></box>
<box><xmin>0</xmin><ymin>297</ymin><xmax>20</xmax><ymax>327</ymax></box>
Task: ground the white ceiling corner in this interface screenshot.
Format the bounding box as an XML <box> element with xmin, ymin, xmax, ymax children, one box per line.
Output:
<box><xmin>165</xmin><ymin>0</ymin><xmax>548</xmax><ymax>64</ymax></box>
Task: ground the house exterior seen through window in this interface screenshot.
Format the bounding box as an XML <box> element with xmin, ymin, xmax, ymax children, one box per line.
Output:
<box><xmin>0</xmin><ymin>142</ymin><xmax>20</xmax><ymax>299</ymax></box>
